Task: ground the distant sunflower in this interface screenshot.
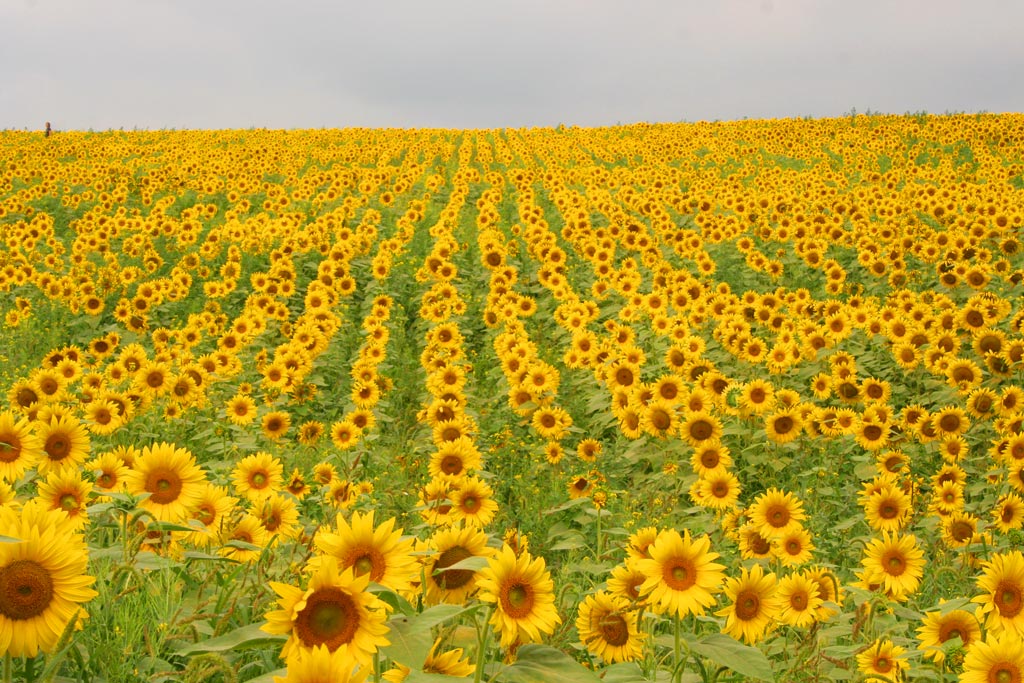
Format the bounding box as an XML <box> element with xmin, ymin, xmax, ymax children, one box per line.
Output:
<box><xmin>636</xmin><ymin>529</ymin><xmax>724</xmax><ymax>618</ymax></box>
<box><xmin>861</xmin><ymin>532</ymin><xmax>925</xmax><ymax>601</ymax></box>
<box><xmin>449</xmin><ymin>477</ymin><xmax>498</xmax><ymax>528</ymax></box>
<box><xmin>257</xmin><ymin>493</ymin><xmax>302</xmax><ymax>542</ymax></box>
<box><xmin>607</xmin><ymin>559</ymin><xmax>647</xmax><ymax>604</ymax></box>
<box><xmin>679</xmin><ymin>410</ymin><xmax>722</xmax><ymax>448</ymax></box>
<box><xmin>314</xmin><ymin>510</ymin><xmax>417</xmax><ymax>594</ymax></box>
<box><xmin>576</xmin><ymin>590</ymin><xmax>644</xmax><ymax>663</ymax></box>
<box><xmin>218</xmin><ymin>513</ymin><xmax>269</xmax><ymax>563</ymax></box>
<box><xmin>993</xmin><ymin>493</ymin><xmax>1024</xmax><ymax>533</ymax></box>
<box><xmin>124</xmin><ymin>442</ymin><xmax>207</xmax><ymax>522</ymax></box>
<box><xmin>232</xmin><ymin>451</ymin><xmax>284</xmax><ymax>502</ymax></box>
<box><xmin>775</xmin><ymin>571</ymin><xmax>823</xmax><ymax>628</ymax></box>
<box><xmin>749</xmin><ymin>488</ymin><xmax>807</xmax><ymax>539</ymax></box>
<box><xmin>477</xmin><ymin>545</ymin><xmax>561</xmax><ymax>648</ymax></box>
<box><xmin>773</xmin><ymin>526</ymin><xmax>815</xmax><ymax>567</ymax></box>
<box><xmin>715</xmin><ymin>564</ymin><xmax>781</xmax><ymax>644</ymax></box>
<box><xmin>35</xmin><ymin>468</ymin><xmax>92</xmax><ymax>531</ymax></box>
<box><xmin>0</xmin><ymin>500</ymin><xmax>98</xmax><ymax>657</ymax></box>
<box><xmin>262</xmin><ymin>410</ymin><xmax>292</xmax><ymax>441</ymax></box>
<box><xmin>763</xmin><ymin>408</ymin><xmax>803</xmax><ymax>444</ymax></box>
<box><xmin>285</xmin><ymin>468</ymin><xmax>310</xmax><ymax>499</ymax></box>
<box><xmin>862</xmin><ymin>482</ymin><xmax>911</xmax><ymax>533</ymax></box>
<box><xmin>690</xmin><ymin>470</ymin><xmax>742</xmax><ymax>511</ymax></box>
<box><xmin>35</xmin><ymin>414</ymin><xmax>90</xmax><ymax>476</ymax></box>
<box><xmin>225</xmin><ymin>394</ymin><xmax>258</xmax><ymax>426</ymax></box>
<box><xmin>428</xmin><ymin>437</ymin><xmax>481</xmax><ymax>480</ymax></box>
<box><xmin>85</xmin><ymin>451</ymin><xmax>130</xmax><ymax>498</ymax></box>
<box><xmin>0</xmin><ymin>410</ymin><xmax>42</xmax><ymax>481</ymax></box>
<box><xmin>185</xmin><ymin>483</ymin><xmax>237</xmax><ymax>547</ymax></box>
<box><xmin>263</xmin><ymin>557</ymin><xmax>390</xmax><ymax>666</ymax></box>
<box><xmin>855</xmin><ymin>638</ymin><xmax>906</xmax><ymax>682</ymax></box>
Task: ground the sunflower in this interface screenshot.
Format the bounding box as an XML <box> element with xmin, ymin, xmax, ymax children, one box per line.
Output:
<box><xmin>715</xmin><ymin>564</ymin><xmax>781</xmax><ymax>644</ymax></box>
<box><xmin>941</xmin><ymin>511</ymin><xmax>982</xmax><ymax>549</ymax></box>
<box><xmin>855</xmin><ymin>638</ymin><xmax>906</xmax><ymax>682</ymax></box>
<box><xmin>0</xmin><ymin>500</ymin><xmax>98</xmax><ymax>657</ymax></box>
<box><xmin>382</xmin><ymin>641</ymin><xmax>474</xmax><ymax>682</ymax></box>
<box><xmin>974</xmin><ymin>549</ymin><xmax>1024</xmax><ymax>638</ymax></box>
<box><xmin>576</xmin><ymin>590</ymin><xmax>644</xmax><ymax>663</ymax></box>
<box><xmin>313</xmin><ymin>463</ymin><xmax>337</xmax><ymax>487</ymax></box>
<box><xmin>262</xmin><ymin>410</ymin><xmax>292</xmax><ymax>441</ymax></box>
<box><xmin>679</xmin><ymin>410</ymin><xmax>722</xmax><ymax>448</ymax></box>
<box><xmin>916</xmin><ymin>606</ymin><xmax>981</xmax><ymax>663</ymax></box>
<box><xmin>428</xmin><ymin>437</ymin><xmax>481</xmax><ymax>480</ymax></box>
<box><xmin>636</xmin><ymin>529</ymin><xmax>724</xmax><ymax>618</ymax></box>
<box><xmin>83</xmin><ymin>399</ymin><xmax>123</xmax><ymax>436</ymax></box>
<box><xmin>35</xmin><ymin>414</ymin><xmax>90</xmax><ymax>476</ymax></box>
<box><xmin>993</xmin><ymin>493</ymin><xmax>1024</xmax><ymax>533</ymax></box>
<box><xmin>35</xmin><ymin>469</ymin><xmax>92</xmax><ymax>531</ymax></box>
<box><xmin>417</xmin><ymin>479</ymin><xmax>454</xmax><ymax>527</ymax></box>
<box><xmin>764</xmin><ymin>408</ymin><xmax>803</xmax><ymax>444</ymax></box>
<box><xmin>263</xmin><ymin>557</ymin><xmax>390</xmax><ymax>666</ymax></box>
<box><xmin>641</xmin><ymin>400</ymin><xmax>678</xmax><ymax>438</ymax></box>
<box><xmin>232</xmin><ymin>451</ymin><xmax>284</xmax><ymax>502</ymax></box>
<box><xmin>607</xmin><ymin>559</ymin><xmax>647</xmax><ymax>604</ymax></box>
<box><xmin>737</xmin><ymin>523</ymin><xmax>774</xmax><ymax>560</ymax></box>
<box><xmin>185</xmin><ymin>484</ymin><xmax>238</xmax><ymax>547</ymax></box>
<box><xmin>749</xmin><ymin>488</ymin><xmax>807</xmax><ymax>539</ymax></box>
<box><xmin>85</xmin><ymin>451</ymin><xmax>130</xmax><ymax>499</ymax></box>
<box><xmin>531</xmin><ymin>406</ymin><xmax>572</xmax><ymax>441</ymax></box>
<box><xmin>257</xmin><ymin>493</ymin><xmax>302</xmax><ymax>542</ymax></box>
<box><xmin>477</xmin><ymin>545</ymin><xmax>561</xmax><ymax>648</ymax></box>
<box><xmin>804</xmin><ymin>566</ymin><xmax>843</xmax><ymax>622</ymax></box>
<box><xmin>775</xmin><ymin>571</ymin><xmax>823</xmax><ymax>628</ymax></box>
<box><xmin>959</xmin><ymin>631</ymin><xmax>1024</xmax><ymax>683</ymax></box>
<box><xmin>624</xmin><ymin>527</ymin><xmax>660</xmax><ymax>562</ymax></box>
<box><xmin>326</xmin><ymin>480</ymin><xmax>357</xmax><ymax>510</ymax></box>
<box><xmin>286</xmin><ymin>469</ymin><xmax>310</xmax><ymax>499</ymax></box>
<box><xmin>124</xmin><ymin>442</ymin><xmax>207</xmax><ymax>522</ymax></box>
<box><xmin>932</xmin><ymin>406</ymin><xmax>970</xmax><ymax>437</ymax></box>
<box><xmin>449</xmin><ymin>477</ymin><xmax>498</xmax><ymax>528</ymax></box>
<box><xmin>861</xmin><ymin>532</ymin><xmax>925</xmax><ymax>601</ymax></box>
<box><xmin>0</xmin><ymin>410</ymin><xmax>42</xmax><ymax>481</ymax></box>
<box><xmin>576</xmin><ymin>438</ymin><xmax>602</xmax><ymax>463</ymax></box>
<box><xmin>738</xmin><ymin>379</ymin><xmax>776</xmax><ymax>416</ymax></box>
<box><xmin>690</xmin><ymin>470</ymin><xmax>742</xmax><ymax>511</ymax></box>
<box><xmin>226</xmin><ymin>394</ymin><xmax>258</xmax><ymax>426</ymax></box>
<box><xmin>314</xmin><ymin>510</ymin><xmax>417</xmax><ymax>594</ymax></box>
<box><xmin>862</xmin><ymin>482</ymin><xmax>912</xmax><ymax>533</ymax></box>
<box><xmin>272</xmin><ymin>644</ymin><xmax>368</xmax><ymax>683</ymax></box>
<box><xmin>218</xmin><ymin>513</ymin><xmax>269</xmax><ymax>563</ymax></box>
<box><xmin>567</xmin><ymin>474</ymin><xmax>592</xmax><ymax>500</ymax></box>
<box><xmin>690</xmin><ymin>441</ymin><xmax>733</xmax><ymax>476</ymax></box>
<box><xmin>772</xmin><ymin>526</ymin><xmax>815</xmax><ymax>567</ymax></box>
<box><xmin>424</xmin><ymin>526</ymin><xmax>493</xmax><ymax>605</ymax></box>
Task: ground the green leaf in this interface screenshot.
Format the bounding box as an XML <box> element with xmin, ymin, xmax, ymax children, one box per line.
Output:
<box><xmin>685</xmin><ymin>633</ymin><xmax>773</xmax><ymax>681</ymax></box>
<box><xmin>404</xmin><ymin>672</ymin><xmax>473</xmax><ymax>683</ymax></box>
<box><xmin>434</xmin><ymin>555</ymin><xmax>489</xmax><ymax>575</ymax></box>
<box><xmin>599</xmin><ymin>662</ymin><xmax>650</xmax><ymax>682</ymax></box>
<box><xmin>382</xmin><ymin>604</ymin><xmax>475</xmax><ymax>668</ymax></box>
<box><xmin>239</xmin><ymin>668</ymin><xmax>288</xmax><ymax>683</ymax></box>
<box><xmin>176</xmin><ymin>623</ymin><xmax>285</xmax><ymax>655</ymax></box>
<box><xmin>492</xmin><ymin>644</ymin><xmax>600</xmax><ymax>683</ymax></box>
<box><xmin>0</xmin><ymin>534</ymin><xmax>23</xmax><ymax>543</ymax></box>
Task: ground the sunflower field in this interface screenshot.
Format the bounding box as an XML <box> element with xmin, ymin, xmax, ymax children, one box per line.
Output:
<box><xmin>1</xmin><ymin>113</ymin><xmax>1023</xmax><ymax>683</ymax></box>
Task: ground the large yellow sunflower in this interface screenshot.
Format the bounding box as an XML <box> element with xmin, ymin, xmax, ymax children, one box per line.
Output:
<box><xmin>636</xmin><ymin>529</ymin><xmax>724</xmax><ymax>618</ymax></box>
<box><xmin>749</xmin><ymin>488</ymin><xmax>807</xmax><ymax>540</ymax></box>
<box><xmin>272</xmin><ymin>644</ymin><xmax>368</xmax><ymax>683</ymax></box>
<box><xmin>449</xmin><ymin>476</ymin><xmax>499</xmax><ymax>528</ymax></box>
<box><xmin>855</xmin><ymin>638</ymin><xmax>906</xmax><ymax>681</ymax></box>
<box><xmin>916</xmin><ymin>606</ymin><xmax>981</xmax><ymax>663</ymax></box>
<box><xmin>263</xmin><ymin>557</ymin><xmax>390</xmax><ymax>667</ymax></box>
<box><xmin>124</xmin><ymin>442</ymin><xmax>207</xmax><ymax>522</ymax></box>
<box><xmin>959</xmin><ymin>631</ymin><xmax>1024</xmax><ymax>683</ymax></box>
<box><xmin>0</xmin><ymin>410</ymin><xmax>42</xmax><ymax>481</ymax></box>
<box><xmin>575</xmin><ymin>590</ymin><xmax>644</xmax><ymax>663</ymax></box>
<box><xmin>476</xmin><ymin>545</ymin><xmax>561</xmax><ymax>648</ymax></box>
<box><xmin>0</xmin><ymin>500</ymin><xmax>98</xmax><ymax>657</ymax></box>
<box><xmin>313</xmin><ymin>510</ymin><xmax>417</xmax><ymax>593</ymax></box>
<box><xmin>974</xmin><ymin>549</ymin><xmax>1024</xmax><ymax>638</ymax></box>
<box><xmin>775</xmin><ymin>571</ymin><xmax>823</xmax><ymax>628</ymax></box>
<box><xmin>715</xmin><ymin>564</ymin><xmax>781</xmax><ymax>644</ymax></box>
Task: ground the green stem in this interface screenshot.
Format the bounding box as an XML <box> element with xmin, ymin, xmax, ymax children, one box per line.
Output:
<box><xmin>473</xmin><ymin>606</ymin><xmax>493</xmax><ymax>683</ymax></box>
<box><xmin>673</xmin><ymin>615</ymin><xmax>682</xmax><ymax>683</ymax></box>
<box><xmin>3</xmin><ymin>654</ymin><xmax>10</xmax><ymax>683</ymax></box>
<box><xmin>595</xmin><ymin>505</ymin><xmax>603</xmax><ymax>560</ymax></box>
<box><xmin>373</xmin><ymin>650</ymin><xmax>381</xmax><ymax>683</ymax></box>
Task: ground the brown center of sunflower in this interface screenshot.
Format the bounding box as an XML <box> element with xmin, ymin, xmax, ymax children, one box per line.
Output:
<box><xmin>440</xmin><ymin>426</ymin><xmax>461</xmax><ymax>442</ymax></box>
<box><xmin>0</xmin><ymin>560</ymin><xmax>54</xmax><ymax>621</ymax></box>
<box><xmin>996</xmin><ymin>582</ymin><xmax>1024</xmax><ymax>618</ymax></box>
<box><xmin>501</xmin><ymin>583</ymin><xmax>534</xmax><ymax>618</ymax></box>
<box><xmin>146</xmin><ymin>371</ymin><xmax>164</xmax><ymax>389</ymax></box>
<box><xmin>735</xmin><ymin>590</ymin><xmax>760</xmax><ymax>621</ymax></box>
<box><xmin>295</xmin><ymin>587</ymin><xmax>359</xmax><ymax>650</ymax></box>
<box><xmin>462</xmin><ymin>496</ymin><xmax>478</xmax><ymax>512</ymax></box>
<box><xmin>749</xmin><ymin>532</ymin><xmax>771</xmax><ymax>555</ymax></box>
<box><xmin>195</xmin><ymin>504</ymin><xmax>215</xmax><ymax>525</ymax></box>
<box><xmin>98</xmin><ymin>473</ymin><xmax>115</xmax><ymax>488</ymax></box>
<box><xmin>660</xmin><ymin>384</ymin><xmax>678</xmax><ymax>400</ymax></box>
<box><xmin>773</xmin><ymin>416</ymin><xmax>794</xmax><ymax>434</ymax></box>
<box><xmin>993</xmin><ymin>665</ymin><xmax>1020</xmax><ymax>683</ymax></box>
<box><xmin>767</xmin><ymin>505</ymin><xmax>790</xmax><ymax>528</ymax></box>
<box><xmin>598</xmin><ymin>613</ymin><xmax>630</xmax><ymax>646</ymax></box>
<box><xmin>16</xmin><ymin>388</ymin><xmax>39</xmax><ymax>408</ymax></box>
<box><xmin>950</xmin><ymin>521</ymin><xmax>973</xmax><ymax>542</ymax></box>
<box><xmin>789</xmin><ymin>592</ymin><xmax>807</xmax><ymax>610</ymax></box>
<box><xmin>250</xmin><ymin>472</ymin><xmax>268</xmax><ymax>488</ymax></box>
<box><xmin>433</xmin><ymin>547</ymin><xmax>474</xmax><ymax>590</ymax></box>
<box><xmin>649</xmin><ymin>409</ymin><xmax>672</xmax><ymax>432</ymax></box>
<box><xmin>700</xmin><ymin>450</ymin><xmax>720</xmax><ymax>469</ymax></box>
<box><xmin>938</xmin><ymin>415</ymin><xmax>961</xmax><ymax>433</ymax></box>
<box><xmin>351</xmin><ymin>551</ymin><xmax>384</xmax><ymax>582</ymax></box>
<box><xmin>689</xmin><ymin>420</ymin><xmax>713</xmax><ymax>441</ymax></box>
<box><xmin>44</xmin><ymin>433</ymin><xmax>71</xmax><ymax>461</ymax></box>
<box><xmin>885</xmin><ymin>552</ymin><xmax>906</xmax><ymax>576</ymax></box>
<box><xmin>0</xmin><ymin>434</ymin><xmax>21</xmax><ymax>462</ymax></box>
<box><xmin>145</xmin><ymin>467</ymin><xmax>183</xmax><ymax>504</ymax></box>
<box><xmin>711</xmin><ymin>480</ymin><xmax>730</xmax><ymax>498</ymax></box>
<box><xmin>863</xmin><ymin>425</ymin><xmax>883</xmax><ymax>441</ymax></box>
<box><xmin>664</xmin><ymin>560</ymin><xmax>696</xmax><ymax>591</ymax></box>
<box><xmin>440</xmin><ymin>456</ymin><xmax>464</xmax><ymax>476</ymax></box>
<box><xmin>879</xmin><ymin>502</ymin><xmax>900</xmax><ymax>519</ymax></box>
<box><xmin>615</xmin><ymin>368</ymin><xmax>634</xmax><ymax>387</ymax></box>
<box><xmin>59</xmin><ymin>494</ymin><xmax>79</xmax><ymax>511</ymax></box>
<box><xmin>875</xmin><ymin>657</ymin><xmax>891</xmax><ymax>673</ymax></box>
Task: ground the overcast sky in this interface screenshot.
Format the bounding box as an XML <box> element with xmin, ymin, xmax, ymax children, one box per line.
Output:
<box><xmin>2</xmin><ymin>0</ymin><xmax>1023</xmax><ymax>131</ymax></box>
